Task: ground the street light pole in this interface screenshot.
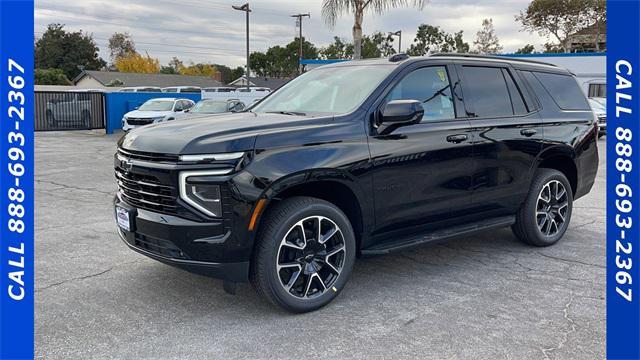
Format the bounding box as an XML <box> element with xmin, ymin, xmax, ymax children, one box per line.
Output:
<box><xmin>233</xmin><ymin>3</ymin><xmax>251</xmax><ymax>91</ymax></box>
<box><xmin>390</xmin><ymin>30</ymin><xmax>402</xmax><ymax>53</ymax></box>
<box><xmin>291</xmin><ymin>13</ymin><xmax>310</xmax><ymax>75</ymax></box>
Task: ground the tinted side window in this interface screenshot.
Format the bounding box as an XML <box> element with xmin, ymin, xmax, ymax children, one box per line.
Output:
<box><xmin>183</xmin><ymin>100</ymin><xmax>194</xmax><ymax>109</ymax></box>
<box><xmin>502</xmin><ymin>69</ymin><xmax>528</xmax><ymax>115</ymax></box>
<box><xmin>174</xmin><ymin>101</ymin><xmax>183</xmax><ymax>111</ymax></box>
<box><xmin>533</xmin><ymin>72</ymin><xmax>590</xmax><ymax>110</ymax></box>
<box><xmin>385</xmin><ymin>66</ymin><xmax>455</xmax><ymax>122</ymax></box>
<box><xmin>462</xmin><ymin>66</ymin><xmax>513</xmax><ymax>118</ymax></box>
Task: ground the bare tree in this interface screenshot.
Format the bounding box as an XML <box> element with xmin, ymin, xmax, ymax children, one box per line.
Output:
<box><xmin>108</xmin><ymin>32</ymin><xmax>136</xmax><ymax>62</ymax></box>
<box><xmin>474</xmin><ymin>18</ymin><xmax>503</xmax><ymax>54</ymax></box>
<box><xmin>322</xmin><ymin>0</ymin><xmax>427</xmax><ymax>59</ymax></box>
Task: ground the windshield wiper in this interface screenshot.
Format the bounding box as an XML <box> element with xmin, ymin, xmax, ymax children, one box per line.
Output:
<box><xmin>265</xmin><ymin>111</ymin><xmax>306</xmax><ymax>116</ymax></box>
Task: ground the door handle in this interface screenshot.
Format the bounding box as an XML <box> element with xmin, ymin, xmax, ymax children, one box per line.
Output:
<box><xmin>520</xmin><ymin>129</ymin><xmax>537</xmax><ymax>137</ymax></box>
<box><xmin>446</xmin><ymin>134</ymin><xmax>468</xmax><ymax>143</ymax></box>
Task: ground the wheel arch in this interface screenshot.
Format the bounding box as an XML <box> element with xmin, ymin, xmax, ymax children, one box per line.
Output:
<box><xmin>252</xmin><ymin>170</ymin><xmax>369</xmax><ymax>254</ymax></box>
<box><xmin>533</xmin><ymin>146</ymin><xmax>578</xmax><ymax>196</ymax></box>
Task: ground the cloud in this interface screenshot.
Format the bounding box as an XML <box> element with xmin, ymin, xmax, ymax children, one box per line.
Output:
<box><xmin>35</xmin><ymin>0</ymin><xmax>548</xmax><ymax>67</ymax></box>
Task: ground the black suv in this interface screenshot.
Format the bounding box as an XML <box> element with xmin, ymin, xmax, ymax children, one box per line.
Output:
<box><xmin>114</xmin><ymin>54</ymin><xmax>598</xmax><ymax>312</ymax></box>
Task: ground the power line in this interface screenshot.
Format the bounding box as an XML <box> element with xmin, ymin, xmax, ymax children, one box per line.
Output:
<box><xmin>34</xmin><ymin>30</ymin><xmax>247</xmax><ymax>54</ymax></box>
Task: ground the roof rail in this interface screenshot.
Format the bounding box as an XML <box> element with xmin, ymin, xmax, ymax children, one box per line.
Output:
<box><xmin>430</xmin><ymin>53</ymin><xmax>558</xmax><ymax>67</ymax></box>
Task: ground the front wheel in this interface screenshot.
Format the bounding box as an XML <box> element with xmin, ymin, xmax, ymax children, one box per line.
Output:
<box><xmin>512</xmin><ymin>169</ymin><xmax>573</xmax><ymax>246</ymax></box>
<box><xmin>250</xmin><ymin>197</ymin><xmax>356</xmax><ymax>313</ymax></box>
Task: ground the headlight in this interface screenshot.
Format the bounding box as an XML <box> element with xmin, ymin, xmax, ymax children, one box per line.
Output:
<box><xmin>179</xmin><ymin>170</ymin><xmax>232</xmax><ymax>217</ymax></box>
<box><xmin>152</xmin><ymin>116</ymin><xmax>165</xmax><ymax>122</ymax></box>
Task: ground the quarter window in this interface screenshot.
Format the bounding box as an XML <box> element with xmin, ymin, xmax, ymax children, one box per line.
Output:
<box><xmin>533</xmin><ymin>72</ymin><xmax>590</xmax><ymax>110</ymax></box>
<box><xmin>385</xmin><ymin>66</ymin><xmax>455</xmax><ymax>122</ymax></box>
<box><xmin>462</xmin><ymin>66</ymin><xmax>513</xmax><ymax>118</ymax></box>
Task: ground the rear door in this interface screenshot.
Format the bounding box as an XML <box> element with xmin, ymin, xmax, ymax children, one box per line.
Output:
<box><xmin>368</xmin><ymin>61</ymin><xmax>474</xmax><ymax>238</ymax></box>
<box><xmin>457</xmin><ymin>62</ymin><xmax>543</xmax><ymax>216</ymax></box>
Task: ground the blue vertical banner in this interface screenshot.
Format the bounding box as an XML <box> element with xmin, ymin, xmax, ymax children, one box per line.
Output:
<box><xmin>607</xmin><ymin>0</ymin><xmax>640</xmax><ymax>359</ymax></box>
<box><xmin>0</xmin><ymin>0</ymin><xmax>35</xmax><ymax>358</ymax></box>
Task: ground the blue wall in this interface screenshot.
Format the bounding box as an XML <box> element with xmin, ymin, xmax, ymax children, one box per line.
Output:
<box><xmin>105</xmin><ymin>92</ymin><xmax>201</xmax><ymax>134</ymax></box>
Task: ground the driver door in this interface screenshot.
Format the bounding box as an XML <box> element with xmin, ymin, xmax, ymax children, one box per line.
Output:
<box><xmin>368</xmin><ymin>62</ymin><xmax>474</xmax><ymax>238</ymax></box>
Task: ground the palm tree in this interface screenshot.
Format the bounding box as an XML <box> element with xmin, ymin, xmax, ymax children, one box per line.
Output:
<box><xmin>322</xmin><ymin>0</ymin><xmax>427</xmax><ymax>59</ymax></box>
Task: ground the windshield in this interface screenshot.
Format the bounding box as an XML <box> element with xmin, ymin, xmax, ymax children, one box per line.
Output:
<box><xmin>191</xmin><ymin>100</ymin><xmax>228</xmax><ymax>113</ymax></box>
<box><xmin>138</xmin><ymin>100</ymin><xmax>174</xmax><ymax>111</ymax></box>
<box><xmin>252</xmin><ymin>65</ymin><xmax>394</xmax><ymax>115</ymax></box>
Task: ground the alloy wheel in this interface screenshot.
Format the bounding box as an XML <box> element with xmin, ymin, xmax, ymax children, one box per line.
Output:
<box><xmin>535</xmin><ymin>180</ymin><xmax>569</xmax><ymax>237</ymax></box>
<box><xmin>276</xmin><ymin>216</ymin><xmax>345</xmax><ymax>299</ymax></box>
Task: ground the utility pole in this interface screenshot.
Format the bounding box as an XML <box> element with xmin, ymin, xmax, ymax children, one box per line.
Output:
<box><xmin>233</xmin><ymin>3</ymin><xmax>251</xmax><ymax>91</ymax></box>
<box><xmin>291</xmin><ymin>13</ymin><xmax>310</xmax><ymax>75</ymax></box>
<box><xmin>390</xmin><ymin>30</ymin><xmax>402</xmax><ymax>53</ymax></box>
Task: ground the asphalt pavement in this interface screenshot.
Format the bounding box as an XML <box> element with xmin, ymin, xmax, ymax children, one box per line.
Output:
<box><xmin>35</xmin><ymin>131</ymin><xmax>606</xmax><ymax>359</ymax></box>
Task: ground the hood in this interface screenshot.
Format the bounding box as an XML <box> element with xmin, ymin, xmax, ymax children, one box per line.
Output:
<box><xmin>119</xmin><ymin>111</ymin><xmax>331</xmax><ymax>155</ymax></box>
<box><xmin>124</xmin><ymin>110</ymin><xmax>172</xmax><ymax>119</ymax></box>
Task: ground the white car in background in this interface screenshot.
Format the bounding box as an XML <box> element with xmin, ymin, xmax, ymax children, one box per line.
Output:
<box><xmin>118</xmin><ymin>86</ymin><xmax>163</xmax><ymax>92</ymax></box>
<box><xmin>161</xmin><ymin>86</ymin><xmax>202</xmax><ymax>93</ymax></box>
<box><xmin>122</xmin><ymin>98</ymin><xmax>195</xmax><ymax>131</ymax></box>
<box><xmin>588</xmin><ymin>97</ymin><xmax>607</xmax><ymax>138</ymax></box>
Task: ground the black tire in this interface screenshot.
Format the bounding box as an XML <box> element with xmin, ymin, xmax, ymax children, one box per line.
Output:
<box><xmin>250</xmin><ymin>196</ymin><xmax>356</xmax><ymax>313</ymax></box>
<box><xmin>512</xmin><ymin>169</ymin><xmax>573</xmax><ymax>246</ymax></box>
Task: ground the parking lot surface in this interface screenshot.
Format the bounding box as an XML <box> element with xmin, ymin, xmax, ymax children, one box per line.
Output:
<box><xmin>35</xmin><ymin>131</ymin><xmax>605</xmax><ymax>359</ymax></box>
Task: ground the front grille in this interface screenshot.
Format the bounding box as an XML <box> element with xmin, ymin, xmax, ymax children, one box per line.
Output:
<box><xmin>126</xmin><ymin>117</ymin><xmax>154</xmax><ymax>126</ymax></box>
<box><xmin>118</xmin><ymin>147</ymin><xmax>179</xmax><ymax>163</ymax></box>
<box><xmin>115</xmin><ymin>167</ymin><xmax>178</xmax><ymax>214</ymax></box>
<box><xmin>598</xmin><ymin>115</ymin><xmax>606</xmax><ymax>124</ymax></box>
<box><xmin>134</xmin><ymin>233</ymin><xmax>188</xmax><ymax>259</ymax></box>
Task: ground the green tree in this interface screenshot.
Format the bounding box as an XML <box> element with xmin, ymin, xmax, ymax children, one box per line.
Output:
<box><xmin>35</xmin><ymin>68</ymin><xmax>72</xmax><ymax>85</ymax></box>
<box><xmin>34</xmin><ymin>24</ymin><xmax>106</xmax><ymax>80</ymax></box>
<box><xmin>474</xmin><ymin>18</ymin><xmax>503</xmax><ymax>54</ymax></box>
<box><xmin>160</xmin><ymin>66</ymin><xmax>178</xmax><ymax>74</ymax></box>
<box><xmin>515</xmin><ymin>44</ymin><xmax>536</xmax><ymax>54</ymax></box>
<box><xmin>321</xmin><ymin>36</ymin><xmax>354</xmax><ymax>59</ymax></box>
<box><xmin>108</xmin><ymin>32</ymin><xmax>136</xmax><ymax>62</ymax></box>
<box><xmin>407</xmin><ymin>25</ymin><xmax>470</xmax><ymax>56</ymax></box>
<box><xmin>363</xmin><ymin>32</ymin><xmax>397</xmax><ymax>57</ymax></box>
<box><xmin>516</xmin><ymin>0</ymin><xmax>589</xmax><ymax>52</ymax></box>
<box><xmin>322</xmin><ymin>0</ymin><xmax>427</xmax><ymax>59</ymax></box>
<box><xmin>542</xmin><ymin>42</ymin><xmax>564</xmax><ymax>53</ymax></box>
<box><xmin>250</xmin><ymin>37</ymin><xmax>319</xmax><ymax>78</ymax></box>
<box><xmin>230</xmin><ymin>66</ymin><xmax>245</xmax><ymax>81</ymax></box>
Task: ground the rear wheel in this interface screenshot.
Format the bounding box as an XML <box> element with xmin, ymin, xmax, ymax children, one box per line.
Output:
<box><xmin>512</xmin><ymin>169</ymin><xmax>573</xmax><ymax>246</ymax></box>
<box><xmin>250</xmin><ymin>197</ymin><xmax>356</xmax><ymax>313</ymax></box>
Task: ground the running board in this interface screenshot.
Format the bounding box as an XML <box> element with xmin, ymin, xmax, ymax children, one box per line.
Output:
<box><xmin>361</xmin><ymin>216</ymin><xmax>515</xmax><ymax>256</ymax></box>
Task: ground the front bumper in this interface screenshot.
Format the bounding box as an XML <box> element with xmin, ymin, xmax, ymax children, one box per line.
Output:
<box><xmin>114</xmin><ymin>195</ymin><xmax>250</xmax><ymax>282</ymax></box>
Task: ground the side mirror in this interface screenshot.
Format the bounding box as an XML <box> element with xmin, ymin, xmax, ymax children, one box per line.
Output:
<box><xmin>134</xmin><ymin>106</ymin><xmax>139</xmax><ymax>110</ymax></box>
<box><xmin>377</xmin><ymin>100</ymin><xmax>424</xmax><ymax>135</ymax></box>
<box><xmin>184</xmin><ymin>109</ymin><xmax>190</xmax><ymax>113</ymax></box>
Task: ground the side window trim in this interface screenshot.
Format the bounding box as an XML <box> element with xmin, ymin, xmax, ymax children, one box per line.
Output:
<box><xmin>513</xmin><ymin>69</ymin><xmax>542</xmax><ymax>112</ymax></box>
<box><xmin>457</xmin><ymin>63</ymin><xmax>541</xmax><ymax>120</ymax></box>
<box><xmin>373</xmin><ymin>62</ymin><xmax>463</xmax><ymax>125</ymax></box>
<box><xmin>501</xmin><ymin>68</ymin><xmax>528</xmax><ymax>114</ymax></box>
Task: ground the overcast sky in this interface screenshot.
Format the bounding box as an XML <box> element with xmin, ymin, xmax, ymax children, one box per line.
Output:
<box><xmin>35</xmin><ymin>0</ymin><xmax>548</xmax><ymax>68</ymax></box>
